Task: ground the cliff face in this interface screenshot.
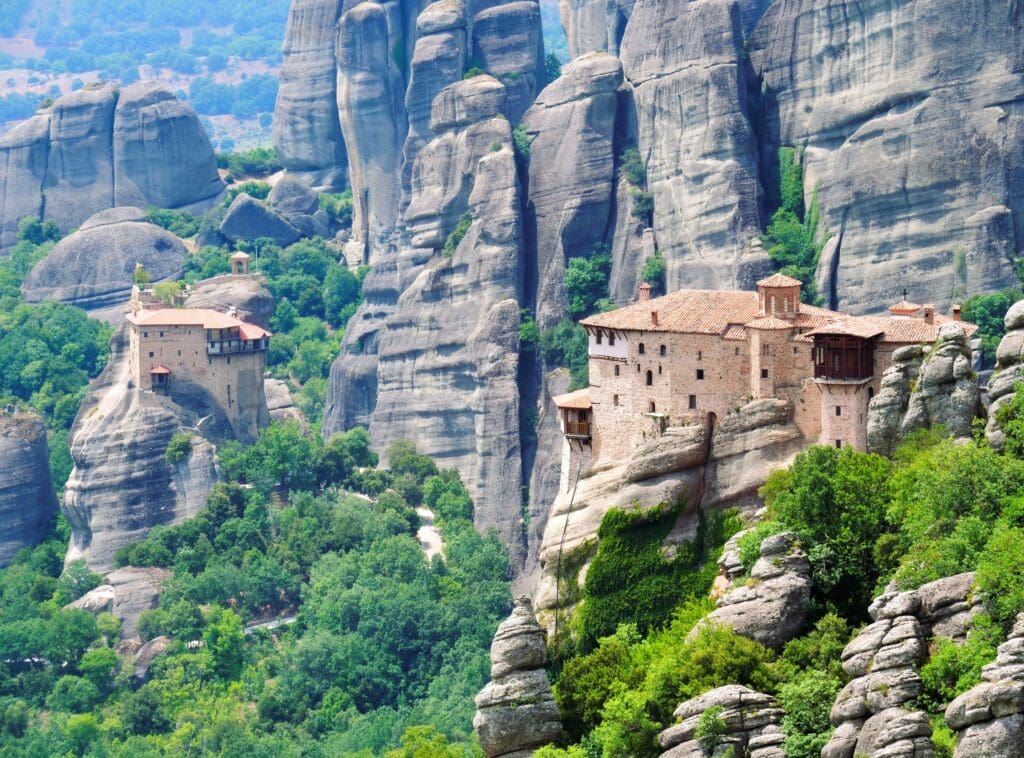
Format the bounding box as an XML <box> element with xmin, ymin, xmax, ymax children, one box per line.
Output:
<box><xmin>0</xmin><ymin>82</ymin><xmax>222</xmax><ymax>249</ymax></box>
<box><xmin>61</xmin><ymin>326</ymin><xmax>221</xmax><ymax>573</ymax></box>
<box><xmin>750</xmin><ymin>0</ymin><xmax>1024</xmax><ymax>313</ymax></box>
<box><xmin>0</xmin><ymin>411</ymin><xmax>58</xmax><ymax>567</ymax></box>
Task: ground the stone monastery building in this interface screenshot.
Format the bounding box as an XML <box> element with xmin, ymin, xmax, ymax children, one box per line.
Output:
<box><xmin>554</xmin><ymin>274</ymin><xmax>976</xmax><ymax>488</ymax></box>
<box><xmin>126</xmin><ymin>254</ymin><xmax>271</xmax><ymax>442</ymax></box>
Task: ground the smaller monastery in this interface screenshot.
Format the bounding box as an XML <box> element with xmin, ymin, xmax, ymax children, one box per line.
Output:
<box><xmin>126</xmin><ymin>253</ymin><xmax>271</xmax><ymax>441</ymax></box>
<box><xmin>553</xmin><ymin>275</ymin><xmax>976</xmax><ymax>492</ymax></box>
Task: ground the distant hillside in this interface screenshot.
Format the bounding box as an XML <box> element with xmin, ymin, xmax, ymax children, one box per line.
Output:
<box><xmin>0</xmin><ymin>0</ymin><xmax>289</xmax><ymax>149</ymax></box>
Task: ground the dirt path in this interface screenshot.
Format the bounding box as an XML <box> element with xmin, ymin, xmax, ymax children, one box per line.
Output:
<box><xmin>415</xmin><ymin>507</ymin><xmax>444</xmax><ymax>561</ymax></box>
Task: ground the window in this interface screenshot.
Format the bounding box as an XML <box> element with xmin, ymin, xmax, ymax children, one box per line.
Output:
<box><xmin>658</xmin><ymin>365</ymin><xmax>662</xmax><ymax>374</ymax></box>
<box><xmin>835</xmin><ymin>406</ymin><xmax>842</xmax><ymax>417</ymax></box>
<box><xmin>646</xmin><ymin>370</ymin><xmax>653</xmax><ymax>386</ymax></box>
<box><xmin>697</xmin><ymin>350</ymin><xmax>702</xmax><ymax>361</ymax></box>
<box><xmin>148</xmin><ymin>352</ymin><xmax>154</xmax><ymax>358</ymax></box>
<box><xmin>608</xmin><ymin>332</ymin><xmax>616</xmax><ymax>346</ymax></box>
<box><xmin>649</xmin><ymin>401</ymin><xmax>656</xmax><ymax>413</ymax></box>
<box><xmin>793</xmin><ymin>347</ymin><xmax>799</xmax><ymax>354</ymax></box>
<box><xmin>596</xmin><ymin>331</ymin><xmax>602</xmax><ymax>345</ymax></box>
<box><xmin>689</xmin><ymin>394</ymin><xmax>697</xmax><ymax>409</ymax></box>
<box><xmin>613</xmin><ymin>394</ymin><xmax>619</xmax><ymax>406</ymax></box>
<box><xmin>735</xmin><ymin>347</ymin><xmax>740</xmax><ymax>356</ymax></box>
<box><xmin>177</xmin><ymin>350</ymin><xmax>181</xmax><ymax>356</ymax></box>
<box><xmin>143</xmin><ymin>332</ymin><xmax>148</xmax><ymax>338</ymax></box>
<box><xmin>660</xmin><ymin>345</ymin><xmax>667</xmax><ymax>356</ymax></box>
<box><xmin>868</xmin><ymin>387</ymin><xmax>875</xmax><ymax>400</ymax></box>
<box><xmin>637</xmin><ymin>364</ymin><xmax>641</xmax><ymax>373</ymax></box>
<box><xmin>614</xmin><ymin>365</ymin><xmax>620</xmax><ymax>377</ymax></box>
<box><xmin>639</xmin><ymin>343</ymin><xmax>645</xmax><ymax>355</ymax></box>
<box><xmin>761</xmin><ymin>368</ymin><xmax>769</xmax><ymax>379</ymax></box>
<box><xmin>835</xmin><ymin>440</ymin><xmax>842</xmax><ymax>449</ymax></box>
<box><xmin>762</xmin><ymin>343</ymin><xmax>770</xmax><ymax>356</ymax></box>
<box><xmin>696</xmin><ymin>369</ymin><xmax>704</xmax><ymax>380</ymax></box>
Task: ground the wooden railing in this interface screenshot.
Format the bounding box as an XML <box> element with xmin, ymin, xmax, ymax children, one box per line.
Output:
<box><xmin>565</xmin><ymin>421</ymin><xmax>591</xmax><ymax>438</ymax></box>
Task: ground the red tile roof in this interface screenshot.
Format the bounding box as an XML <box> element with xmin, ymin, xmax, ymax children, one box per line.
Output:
<box><xmin>553</xmin><ymin>389</ymin><xmax>592</xmax><ymax>410</ymax></box>
<box><xmin>128</xmin><ymin>307</ymin><xmax>270</xmax><ymax>339</ymax></box>
<box><xmin>149</xmin><ymin>365</ymin><xmax>171</xmax><ymax>374</ymax></box>
<box><xmin>746</xmin><ymin>316</ymin><xmax>795</xmax><ymax>331</ymax></box>
<box><xmin>757</xmin><ymin>273</ymin><xmax>802</xmax><ymax>287</ymax></box>
<box><xmin>803</xmin><ymin>321</ymin><xmax>885</xmax><ymax>339</ymax></box>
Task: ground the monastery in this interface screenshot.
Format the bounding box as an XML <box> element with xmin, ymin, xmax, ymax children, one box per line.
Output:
<box><xmin>553</xmin><ymin>274</ymin><xmax>976</xmax><ymax>492</ymax></box>
<box><xmin>126</xmin><ymin>252</ymin><xmax>271</xmax><ymax>442</ymax></box>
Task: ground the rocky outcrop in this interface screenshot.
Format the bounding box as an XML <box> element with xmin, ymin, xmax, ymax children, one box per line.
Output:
<box><xmin>473</xmin><ymin>596</ymin><xmax>563</xmax><ymax>757</ymax></box>
<box><xmin>472</xmin><ymin>1</ymin><xmax>546</xmax><ymax>125</ymax></box>
<box><xmin>657</xmin><ymin>685</ymin><xmax>786</xmax><ymax>758</ymax></box>
<box><xmin>265</xmin><ymin>378</ymin><xmax>307</xmax><ymax>427</ymax></box>
<box><xmin>184</xmin><ymin>274</ymin><xmax>275</xmax><ymax>329</ymax></box>
<box><xmin>0</xmin><ymin>411</ymin><xmax>58</xmax><ymax>567</ymax></box>
<box><xmin>822</xmin><ymin>574</ymin><xmax>979</xmax><ymax>758</ymax></box>
<box><xmin>266</xmin><ymin>175</ymin><xmax>331</xmax><ymax>238</ymax></box>
<box><xmin>946</xmin><ymin>612</ymin><xmax>1024</xmax><ymax>758</ymax></box>
<box><xmin>521</xmin><ymin>52</ymin><xmax>623</xmax><ymax>329</ymax></box>
<box><xmin>273</xmin><ymin>0</ymin><xmax>348</xmax><ymax>187</ymax></box>
<box><xmin>620</xmin><ymin>0</ymin><xmax>763</xmax><ymax>292</ymax></box>
<box><xmin>986</xmin><ymin>301</ymin><xmax>1024</xmax><ymax>450</ymax></box>
<box><xmin>61</xmin><ymin>327</ymin><xmax>219</xmax><ymax>572</ymax></box>
<box><xmin>535</xmin><ymin>399</ymin><xmax>805</xmax><ymax>625</ymax></box>
<box><xmin>868</xmin><ymin>324</ymin><xmax>980</xmax><ymax>456</ymax></box>
<box><xmin>66</xmin><ymin>567</ymin><xmax>171</xmax><ymax>640</ymax></box>
<box><xmin>0</xmin><ymin>82</ymin><xmax>222</xmax><ymax>248</ymax></box>
<box><xmin>559</xmin><ymin>0</ymin><xmax>634</xmax><ymax>58</ymax></box>
<box><xmin>697</xmin><ymin>531</ymin><xmax>811</xmax><ymax>649</ymax></box>
<box><xmin>219</xmin><ymin>193</ymin><xmax>303</xmax><ymax>247</ymax></box>
<box><xmin>133</xmin><ymin>635</ymin><xmax>172</xmax><ymax>683</ymax></box>
<box><xmin>750</xmin><ymin>0</ymin><xmax>1024</xmax><ymax>314</ymax></box>
<box><xmin>21</xmin><ymin>207</ymin><xmax>188</xmax><ymax>312</ymax></box>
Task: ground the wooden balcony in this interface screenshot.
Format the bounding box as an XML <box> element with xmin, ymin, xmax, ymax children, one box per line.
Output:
<box><xmin>565</xmin><ymin>420</ymin><xmax>591</xmax><ymax>439</ymax></box>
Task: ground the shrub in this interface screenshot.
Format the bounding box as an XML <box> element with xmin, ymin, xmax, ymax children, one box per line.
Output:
<box><xmin>565</xmin><ymin>245</ymin><xmax>612</xmax><ymax>318</ymax></box>
<box><xmin>540</xmin><ymin>320</ymin><xmax>589</xmax><ymax>389</ymax></box>
<box><xmin>620</xmin><ymin>146</ymin><xmax>647</xmax><ymax>187</ymax></box>
<box><xmin>920</xmin><ymin>616</ymin><xmax>1002</xmax><ymax>711</ymax></box>
<box><xmin>320</xmin><ymin>190</ymin><xmax>354</xmax><ymax>228</ymax></box>
<box><xmin>164</xmin><ymin>432</ymin><xmax>193</xmax><ymax>465</ymax></box>
<box><xmin>630</xmin><ymin>188</ymin><xmax>654</xmax><ymax>221</ymax></box>
<box><xmin>959</xmin><ymin>290</ymin><xmax>1021</xmax><ymax>366</ymax></box>
<box><xmin>641</xmin><ymin>252</ymin><xmax>667</xmax><ymax>296</ymax></box>
<box><xmin>777</xmin><ymin>670</ymin><xmax>842</xmax><ymax>758</ymax></box>
<box><xmin>443</xmin><ymin>211</ymin><xmax>472</xmax><ymax>257</ymax></box>
<box><xmin>976</xmin><ymin>526</ymin><xmax>1024</xmax><ymax>628</ymax></box>
<box><xmin>736</xmin><ymin>521</ymin><xmax>782</xmax><ymax>574</ymax></box>
<box><xmin>512</xmin><ymin>125</ymin><xmax>531</xmax><ymax>169</ymax></box>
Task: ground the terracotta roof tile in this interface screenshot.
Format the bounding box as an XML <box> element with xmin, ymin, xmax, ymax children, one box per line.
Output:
<box><xmin>149</xmin><ymin>365</ymin><xmax>171</xmax><ymax>374</ymax></box>
<box><xmin>553</xmin><ymin>388</ymin><xmax>591</xmax><ymax>410</ymax></box>
<box><xmin>128</xmin><ymin>308</ymin><xmax>269</xmax><ymax>337</ymax></box>
<box><xmin>756</xmin><ymin>273</ymin><xmax>803</xmax><ymax>287</ymax></box>
<box><xmin>803</xmin><ymin>321</ymin><xmax>885</xmax><ymax>339</ymax></box>
<box><xmin>746</xmin><ymin>316</ymin><xmax>795</xmax><ymax>331</ymax></box>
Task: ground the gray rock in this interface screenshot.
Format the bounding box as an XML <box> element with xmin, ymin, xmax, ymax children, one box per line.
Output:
<box><xmin>67</xmin><ymin>567</ymin><xmax>170</xmax><ymax>639</ymax></box>
<box><xmin>750</xmin><ymin>0</ymin><xmax>1024</xmax><ymax>314</ymax></box>
<box><xmin>855</xmin><ymin>708</ymin><xmax>934</xmax><ymax>758</ymax></box>
<box><xmin>0</xmin><ymin>411</ymin><xmax>58</xmax><ymax>567</ymax></box>
<box><xmin>695</xmin><ymin>531</ymin><xmax>811</xmax><ymax>648</ymax></box>
<box><xmin>471</xmin><ymin>1</ymin><xmax>545</xmax><ymax>125</ymax></box>
<box><xmin>559</xmin><ymin>0</ymin><xmax>634</xmax><ymax>58</ymax></box>
<box><xmin>521</xmin><ymin>52</ymin><xmax>623</xmax><ymax>329</ymax></box>
<box><xmin>113</xmin><ymin>81</ymin><xmax>224</xmax><ymax>210</ymax></box>
<box><xmin>133</xmin><ymin>635</ymin><xmax>172</xmax><ymax>683</ymax></box>
<box><xmin>0</xmin><ymin>114</ymin><xmax>49</xmax><ymax>247</ymax></box>
<box><xmin>273</xmin><ymin>0</ymin><xmax>348</xmax><ymax>185</ymax></box>
<box><xmin>219</xmin><ymin>194</ymin><xmax>303</xmax><ymax>246</ymax></box>
<box><xmin>946</xmin><ymin>613</ymin><xmax>1024</xmax><ymax>757</ymax></box>
<box><xmin>987</xmin><ymin>310</ymin><xmax>1024</xmax><ymax>449</ymax></box>
<box><xmin>185</xmin><ymin>274</ymin><xmax>275</xmax><ymax>329</ymax></box>
<box><xmin>657</xmin><ymin>685</ymin><xmax>785</xmax><ymax>757</ymax></box>
<box><xmin>21</xmin><ymin>208</ymin><xmax>188</xmax><ymax>312</ymax></box>
<box><xmin>268</xmin><ymin>175</ymin><xmax>321</xmax><ymax>216</ymax></box>
<box><xmin>473</xmin><ymin>597</ymin><xmax>563</xmax><ymax>757</ymax></box>
<box><xmin>620</xmin><ymin>0</ymin><xmax>763</xmax><ymax>292</ymax></box>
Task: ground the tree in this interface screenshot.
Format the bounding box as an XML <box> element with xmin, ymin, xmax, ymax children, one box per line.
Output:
<box><xmin>64</xmin><ymin>712</ymin><xmax>100</xmax><ymax>751</ymax></box>
<box><xmin>387</xmin><ymin>440</ymin><xmax>439</xmax><ymax>483</ymax></box>
<box><xmin>46</xmin><ymin>675</ymin><xmax>101</xmax><ymax>712</ymax></box>
<box><xmin>204</xmin><ymin>607</ymin><xmax>245</xmax><ymax>680</ymax></box>
<box><xmin>641</xmin><ymin>252</ymin><xmax>667</xmax><ymax>296</ymax></box>
<box><xmin>963</xmin><ymin>289</ymin><xmax>1024</xmax><ymax>366</ymax></box>
<box><xmin>565</xmin><ymin>248</ymin><xmax>611</xmax><ymax>318</ymax></box>
<box><xmin>133</xmin><ymin>262</ymin><xmax>151</xmax><ymax>287</ymax></box>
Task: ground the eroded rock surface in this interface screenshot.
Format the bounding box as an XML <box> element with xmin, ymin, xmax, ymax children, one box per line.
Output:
<box><xmin>0</xmin><ymin>411</ymin><xmax>58</xmax><ymax>567</ymax></box>
<box><xmin>986</xmin><ymin>301</ymin><xmax>1024</xmax><ymax>450</ymax></box>
<box><xmin>697</xmin><ymin>531</ymin><xmax>811</xmax><ymax>649</ymax></box>
<box><xmin>473</xmin><ymin>596</ymin><xmax>563</xmax><ymax>757</ymax></box>
<box><xmin>66</xmin><ymin>567</ymin><xmax>171</xmax><ymax>640</ymax></box>
<box><xmin>219</xmin><ymin>194</ymin><xmax>303</xmax><ymax>247</ymax></box>
<box><xmin>0</xmin><ymin>82</ymin><xmax>222</xmax><ymax>248</ymax></box>
<box><xmin>657</xmin><ymin>685</ymin><xmax>786</xmax><ymax>758</ymax></box>
<box><xmin>184</xmin><ymin>274</ymin><xmax>275</xmax><ymax>329</ymax></box>
<box><xmin>559</xmin><ymin>0</ymin><xmax>634</xmax><ymax>58</ymax></box>
<box><xmin>946</xmin><ymin>613</ymin><xmax>1024</xmax><ymax>758</ymax></box>
<box><xmin>21</xmin><ymin>207</ymin><xmax>188</xmax><ymax>313</ymax></box>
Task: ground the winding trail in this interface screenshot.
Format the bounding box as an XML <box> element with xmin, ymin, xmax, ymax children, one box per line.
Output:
<box><xmin>416</xmin><ymin>507</ymin><xmax>444</xmax><ymax>561</ymax></box>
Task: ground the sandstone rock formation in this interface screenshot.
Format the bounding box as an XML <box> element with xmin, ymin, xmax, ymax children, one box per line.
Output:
<box><xmin>750</xmin><ymin>0</ymin><xmax>1024</xmax><ymax>314</ymax></box>
<box><xmin>61</xmin><ymin>326</ymin><xmax>220</xmax><ymax>572</ymax></box>
<box><xmin>620</xmin><ymin>0</ymin><xmax>763</xmax><ymax>292</ymax></box>
<box><xmin>986</xmin><ymin>300</ymin><xmax>1024</xmax><ymax>450</ymax></box>
<box><xmin>868</xmin><ymin>324</ymin><xmax>980</xmax><ymax>456</ymax></box>
<box><xmin>822</xmin><ymin>573</ymin><xmax>980</xmax><ymax>757</ymax></box>
<box><xmin>184</xmin><ymin>274</ymin><xmax>275</xmax><ymax>329</ymax></box>
<box><xmin>273</xmin><ymin>0</ymin><xmax>348</xmax><ymax>187</ymax></box>
<box><xmin>267</xmin><ymin>175</ymin><xmax>331</xmax><ymax>238</ymax></box>
<box><xmin>265</xmin><ymin>378</ymin><xmax>307</xmax><ymax>427</ymax></box>
<box><xmin>535</xmin><ymin>399</ymin><xmax>805</xmax><ymax>624</ymax></box>
<box><xmin>21</xmin><ymin>207</ymin><xmax>188</xmax><ymax>312</ymax></box>
<box><xmin>473</xmin><ymin>596</ymin><xmax>563</xmax><ymax>757</ymax></box>
<box><xmin>472</xmin><ymin>1</ymin><xmax>545</xmax><ymax>125</ymax></box>
<box><xmin>697</xmin><ymin>531</ymin><xmax>811</xmax><ymax>649</ymax></box>
<box><xmin>219</xmin><ymin>193</ymin><xmax>303</xmax><ymax>247</ymax></box>
<box><xmin>521</xmin><ymin>51</ymin><xmax>623</xmax><ymax>329</ymax></box>
<box><xmin>0</xmin><ymin>411</ymin><xmax>58</xmax><ymax>567</ymax></box>
<box><xmin>946</xmin><ymin>612</ymin><xmax>1024</xmax><ymax>758</ymax></box>
<box><xmin>133</xmin><ymin>635</ymin><xmax>172</xmax><ymax>683</ymax></box>
<box><xmin>559</xmin><ymin>0</ymin><xmax>634</xmax><ymax>58</ymax></box>
<box><xmin>0</xmin><ymin>82</ymin><xmax>222</xmax><ymax>248</ymax></box>
<box><xmin>66</xmin><ymin>567</ymin><xmax>171</xmax><ymax>640</ymax></box>
<box><xmin>657</xmin><ymin>685</ymin><xmax>785</xmax><ymax>758</ymax></box>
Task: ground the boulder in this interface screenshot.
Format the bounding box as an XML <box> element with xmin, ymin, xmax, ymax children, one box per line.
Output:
<box><xmin>986</xmin><ymin>303</ymin><xmax>1024</xmax><ymax>449</ymax></box>
<box><xmin>185</xmin><ymin>273</ymin><xmax>275</xmax><ymax>329</ymax></box>
<box><xmin>219</xmin><ymin>194</ymin><xmax>302</xmax><ymax>246</ymax></box>
<box><xmin>0</xmin><ymin>411</ymin><xmax>58</xmax><ymax>567</ymax></box>
<box><xmin>21</xmin><ymin>207</ymin><xmax>188</xmax><ymax>312</ymax></box>
<box><xmin>67</xmin><ymin>567</ymin><xmax>170</xmax><ymax>639</ymax></box>
<box><xmin>473</xmin><ymin>597</ymin><xmax>563</xmax><ymax>757</ymax></box>
<box><xmin>0</xmin><ymin>114</ymin><xmax>49</xmax><ymax>247</ymax></box>
<box><xmin>695</xmin><ymin>531</ymin><xmax>811</xmax><ymax>648</ymax></box>
<box><xmin>133</xmin><ymin>635</ymin><xmax>172</xmax><ymax>683</ymax></box>
<box><xmin>657</xmin><ymin>685</ymin><xmax>786</xmax><ymax>758</ymax></box>
<box><xmin>945</xmin><ymin>613</ymin><xmax>1024</xmax><ymax>758</ymax></box>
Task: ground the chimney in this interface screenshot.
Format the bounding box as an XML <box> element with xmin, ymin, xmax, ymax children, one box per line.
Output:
<box><xmin>639</xmin><ymin>282</ymin><xmax>652</xmax><ymax>302</ymax></box>
<box><xmin>923</xmin><ymin>304</ymin><xmax>935</xmax><ymax>324</ymax></box>
<box><xmin>952</xmin><ymin>304</ymin><xmax>962</xmax><ymax>321</ymax></box>
<box><xmin>651</xmin><ymin>310</ymin><xmax>659</xmax><ymax>327</ymax></box>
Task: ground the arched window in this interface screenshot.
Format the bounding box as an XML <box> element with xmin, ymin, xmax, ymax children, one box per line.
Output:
<box><xmin>614</xmin><ymin>365</ymin><xmax>620</xmax><ymax>377</ymax></box>
<box><xmin>646</xmin><ymin>370</ymin><xmax>653</xmax><ymax>386</ymax></box>
<box><xmin>868</xmin><ymin>387</ymin><xmax>875</xmax><ymax>400</ymax></box>
<box><xmin>638</xmin><ymin>343</ymin><xmax>645</xmax><ymax>355</ymax></box>
<box><xmin>660</xmin><ymin>345</ymin><xmax>667</xmax><ymax>356</ymax></box>
<box><xmin>649</xmin><ymin>401</ymin><xmax>656</xmax><ymax>413</ymax></box>
<box><xmin>608</xmin><ymin>332</ymin><xmax>616</xmax><ymax>346</ymax></box>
